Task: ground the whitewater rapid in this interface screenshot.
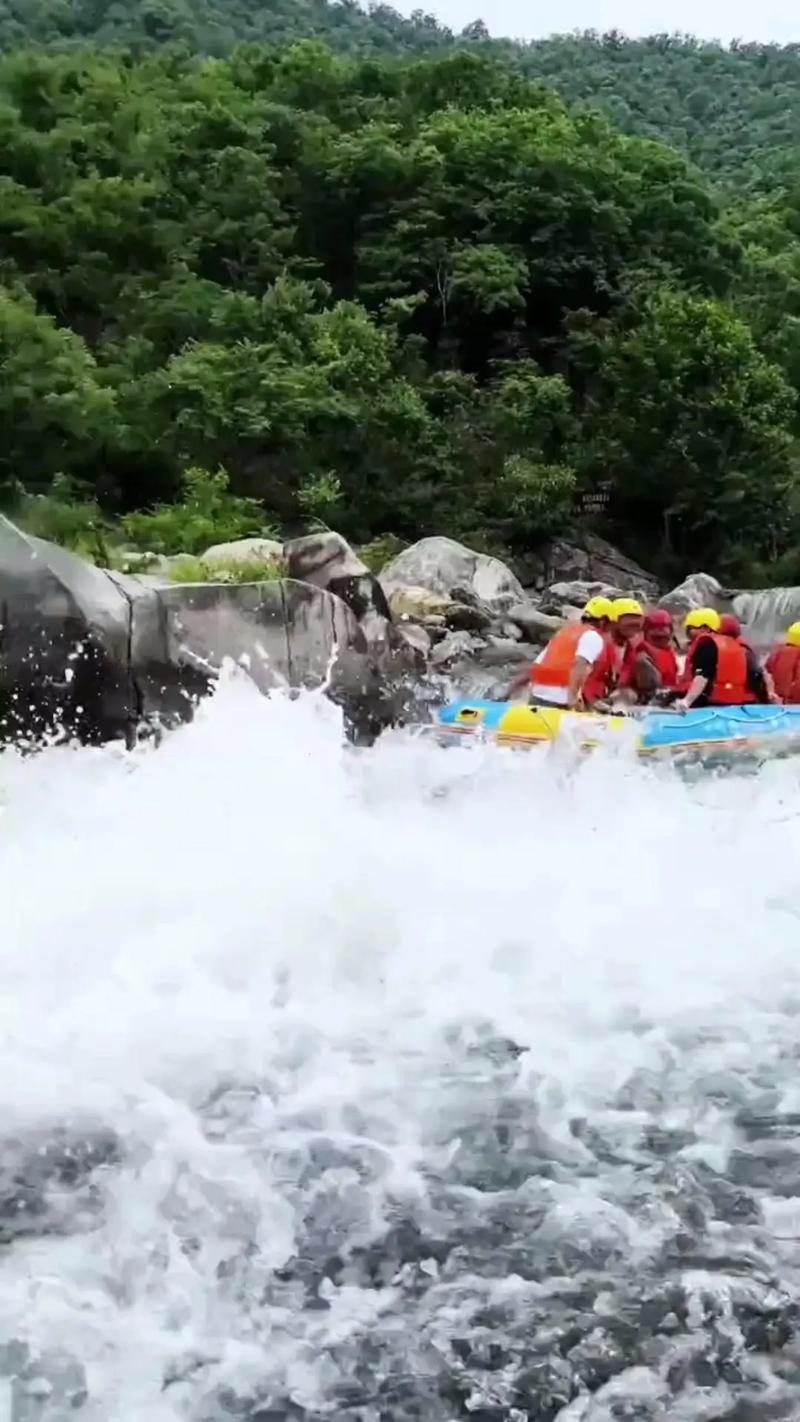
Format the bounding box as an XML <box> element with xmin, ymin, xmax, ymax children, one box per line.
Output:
<box><xmin>3</xmin><ymin>671</ymin><xmax>800</xmax><ymax>1421</ymax></box>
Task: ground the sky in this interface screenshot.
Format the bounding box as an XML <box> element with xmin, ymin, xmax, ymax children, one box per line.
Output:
<box><xmin>391</xmin><ymin>0</ymin><xmax>800</xmax><ymax>43</ymax></box>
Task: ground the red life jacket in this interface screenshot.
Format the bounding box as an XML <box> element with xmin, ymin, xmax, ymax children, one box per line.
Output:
<box><xmin>583</xmin><ymin>636</ymin><xmax>622</xmax><ymax>702</ymax></box>
<box><xmin>766</xmin><ymin>643</ymin><xmax>800</xmax><ymax>704</ymax></box>
<box><xmin>681</xmin><ymin>633</ymin><xmax>755</xmax><ymax>704</ymax></box>
<box><xmin>641</xmin><ymin>640</ymin><xmax>679</xmax><ymax>689</ymax></box>
<box><xmin>621</xmin><ymin>636</ymin><xmax>678</xmax><ymax>691</ymax></box>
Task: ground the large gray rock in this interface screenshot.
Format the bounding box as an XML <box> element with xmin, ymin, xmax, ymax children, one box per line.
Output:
<box><xmin>543</xmin><ymin>579</ymin><xmax>626</xmax><ymax>609</ymax></box>
<box><xmin>436</xmin><ymin>636</ymin><xmax>533</xmax><ymax>699</ymax></box>
<box><xmin>284</xmin><ymin>530</ymin><xmax>448</xmax><ymax>739</ymax></box>
<box><xmin>284</xmin><ymin>531</ymin><xmax>391</xmax><ymax>647</ymax></box>
<box><xmin>507</xmin><ymin>603</ymin><xmax>566</xmax><ymax>642</ymax></box>
<box><xmin>285</xmin><ymin>529</ymin><xmax>368</xmax><ymax>583</ymax></box>
<box><xmin>380</xmin><ymin>537</ymin><xmax>525</xmax><ymax>611</ymax></box>
<box><xmin>0</xmin><ymin>518</ymin><xmax>142</xmax><ymax>744</ymax></box>
<box><xmin>430</xmin><ymin>630</ymin><xmax>482</xmax><ymax>668</ymax></box>
<box><xmin>526</xmin><ymin>532</ymin><xmax>659</xmax><ymax>600</ymax></box>
<box><xmin>138</xmin><ymin>579</ymin><xmax>362</xmax><ymax>702</ymax></box>
<box><xmin>660</xmin><ymin>573</ymin><xmax>729</xmax><ymax>618</ymax></box>
<box><xmin>662</xmin><ymin>572</ymin><xmax>800</xmax><ymax>650</ymax></box>
<box><xmin>733</xmin><ymin>587</ymin><xmax>800</xmax><ymax>649</ymax></box>
<box><xmin>0</xmin><ymin>517</ymin><xmax>367</xmax><ymax>745</ymax></box>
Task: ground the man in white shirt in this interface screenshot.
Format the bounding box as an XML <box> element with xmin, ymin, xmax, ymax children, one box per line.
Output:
<box><xmin>506</xmin><ymin>596</ymin><xmax>614</xmax><ymax>707</ymax></box>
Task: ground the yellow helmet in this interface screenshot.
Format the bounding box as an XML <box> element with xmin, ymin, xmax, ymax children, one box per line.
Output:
<box><xmin>610</xmin><ymin>596</ymin><xmax>643</xmax><ymax>620</ymax></box>
<box><xmin>786</xmin><ymin>622</ymin><xmax>800</xmax><ymax>647</ymax></box>
<box><xmin>583</xmin><ymin>595</ymin><xmax>613</xmax><ymax>621</ymax></box>
<box><xmin>684</xmin><ymin>607</ymin><xmax>721</xmax><ymax>632</ymax></box>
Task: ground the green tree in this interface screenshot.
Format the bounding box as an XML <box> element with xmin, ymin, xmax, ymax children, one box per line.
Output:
<box><xmin>572</xmin><ymin>291</ymin><xmax>797</xmax><ymax>575</ymax></box>
<box><xmin>0</xmin><ymin>287</ymin><xmax>114</xmax><ymax>495</ymax></box>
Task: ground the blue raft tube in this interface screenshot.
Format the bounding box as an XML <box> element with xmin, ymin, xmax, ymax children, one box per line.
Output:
<box><xmin>433</xmin><ymin>698</ymin><xmax>800</xmax><ymax>762</ymax></box>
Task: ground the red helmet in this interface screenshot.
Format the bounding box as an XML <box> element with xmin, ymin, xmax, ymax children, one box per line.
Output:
<box><xmin>719</xmin><ymin>613</ymin><xmax>741</xmax><ymax>638</ymax></box>
<box><xmin>644</xmin><ymin>608</ymin><xmax>672</xmax><ymax>632</ymax></box>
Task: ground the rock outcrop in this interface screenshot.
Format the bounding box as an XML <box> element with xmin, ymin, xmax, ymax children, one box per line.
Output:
<box><xmin>521</xmin><ymin>531</ymin><xmax>660</xmax><ymax>602</ymax></box>
<box><xmin>4</xmin><ymin>514</ymin><xmax>719</xmax><ymax>746</ymax></box>
<box><xmin>660</xmin><ymin>572</ymin><xmax>729</xmax><ymax>619</ymax></box>
<box><xmin>659</xmin><ymin>573</ymin><xmax>800</xmax><ymax>649</ymax></box>
<box><xmin>285</xmin><ymin>531</ymin><xmax>391</xmax><ymax>647</ymax></box>
<box><xmin>0</xmin><ymin>518</ymin><xmax>143</xmax><ymax>745</ymax></box>
<box><xmin>284</xmin><ymin>531</ymin><xmax>446</xmax><ymax>741</ymax></box>
<box><xmin>733</xmin><ymin>587</ymin><xmax>800</xmax><ymax>649</ymax></box>
<box><xmin>373</xmin><ymin>533</ymin><xmax>668</xmax><ymax>697</ymax></box>
<box><xmin>0</xmin><ymin>517</ymin><xmax>364</xmax><ymax>745</ymax></box>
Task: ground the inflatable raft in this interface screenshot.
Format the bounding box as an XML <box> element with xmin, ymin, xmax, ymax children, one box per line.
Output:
<box><xmin>434</xmin><ymin>698</ymin><xmax>800</xmax><ymax>760</ymax></box>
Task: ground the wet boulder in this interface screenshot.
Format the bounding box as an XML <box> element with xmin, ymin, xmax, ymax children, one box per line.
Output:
<box><xmin>284</xmin><ymin>531</ymin><xmax>391</xmax><ymax>648</ymax></box>
<box><xmin>0</xmin><ymin>517</ymin><xmax>368</xmax><ymax>746</ymax></box>
<box><xmin>544</xmin><ymin>579</ymin><xmax>626</xmax><ymax>609</ymax></box>
<box><xmin>285</xmin><ymin>530</ymin><xmax>447</xmax><ymax>741</ymax></box>
<box><xmin>0</xmin><ymin>516</ymin><xmax>144</xmax><ymax>744</ymax></box>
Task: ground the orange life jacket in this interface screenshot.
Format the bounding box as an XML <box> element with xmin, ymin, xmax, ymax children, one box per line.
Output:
<box><xmin>529</xmin><ymin>623</ymin><xmax>586</xmax><ymax>690</ymax></box>
<box><xmin>766</xmin><ymin>643</ymin><xmax>800</xmax><ymax>704</ymax></box>
<box><xmin>530</xmin><ymin>623</ymin><xmax>618</xmax><ymax>701</ymax></box>
<box><xmin>680</xmin><ymin>632</ymin><xmax>755</xmax><ymax>705</ymax></box>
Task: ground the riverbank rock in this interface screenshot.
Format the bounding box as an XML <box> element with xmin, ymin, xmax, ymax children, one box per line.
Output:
<box><xmin>430</xmin><ymin>630</ymin><xmax>482</xmax><ymax>668</ymax></box>
<box><xmin>734</xmin><ymin>587</ymin><xmax>800</xmax><ymax>649</ymax></box>
<box><xmin>0</xmin><ymin>516</ymin><xmax>381</xmax><ymax>746</ymax></box>
<box><xmin>200</xmin><ymin>537</ymin><xmax>285</xmax><ymax>571</ymax></box>
<box><xmin>522</xmin><ymin>532</ymin><xmax>660</xmax><ymax>600</ymax></box>
<box><xmin>507</xmin><ymin>603</ymin><xmax>566</xmax><ymax>640</ymax></box>
<box><xmin>380</xmin><ymin>537</ymin><xmax>525</xmax><ymax>611</ymax></box>
<box><xmin>662</xmin><ymin>573</ymin><xmax>800</xmax><ymax>649</ymax></box>
<box><xmin>543</xmin><ymin>579</ymin><xmax>626</xmax><ymax>609</ymax></box>
<box><xmin>0</xmin><ymin>518</ymin><xmax>143</xmax><ymax>744</ymax></box>
<box><xmin>284</xmin><ymin>531</ymin><xmax>391</xmax><ymax>646</ymax></box>
<box><xmin>284</xmin><ymin>530</ymin><xmax>447</xmax><ymax>736</ymax></box>
<box><xmin>388</xmin><ymin>585</ymin><xmax>454</xmax><ymax>621</ymax></box>
<box><xmin>660</xmin><ymin>573</ymin><xmax>730</xmax><ymax>618</ymax></box>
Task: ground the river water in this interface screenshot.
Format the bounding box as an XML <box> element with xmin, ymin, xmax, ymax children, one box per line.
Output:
<box><xmin>3</xmin><ymin>670</ymin><xmax>800</xmax><ymax>1421</ymax></box>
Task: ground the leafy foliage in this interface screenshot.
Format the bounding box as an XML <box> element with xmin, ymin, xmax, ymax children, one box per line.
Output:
<box><xmin>121</xmin><ymin>467</ymin><xmax>271</xmax><ymax>555</ymax></box>
<box><xmin>13</xmin><ymin>475</ymin><xmax>113</xmax><ymax>559</ymax></box>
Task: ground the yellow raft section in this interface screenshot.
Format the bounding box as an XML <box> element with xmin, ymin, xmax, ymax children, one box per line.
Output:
<box><xmin>445</xmin><ymin>700</ymin><xmax>629</xmax><ymax>750</ymax></box>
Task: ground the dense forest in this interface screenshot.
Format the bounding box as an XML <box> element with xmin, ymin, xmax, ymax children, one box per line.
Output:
<box><xmin>3</xmin><ymin>7</ymin><xmax>800</xmax><ymax>578</ymax></box>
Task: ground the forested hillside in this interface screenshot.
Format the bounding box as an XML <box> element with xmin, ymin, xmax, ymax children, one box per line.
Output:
<box><xmin>518</xmin><ymin>36</ymin><xmax>800</xmax><ymax>187</ymax></box>
<box><xmin>4</xmin><ymin>14</ymin><xmax>800</xmax><ymax>579</ymax></box>
<box><xmin>2</xmin><ymin>0</ymin><xmax>800</xmax><ymax>185</ymax></box>
<box><xmin>3</xmin><ymin>42</ymin><xmax>800</xmax><ymax>579</ymax></box>
<box><xmin>0</xmin><ymin>0</ymin><xmax>446</xmax><ymax>60</ymax></box>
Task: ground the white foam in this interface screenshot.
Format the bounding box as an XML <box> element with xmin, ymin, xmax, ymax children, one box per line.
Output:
<box><xmin>2</xmin><ymin>669</ymin><xmax>800</xmax><ymax>1416</ymax></box>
